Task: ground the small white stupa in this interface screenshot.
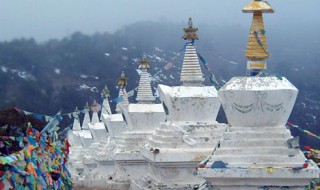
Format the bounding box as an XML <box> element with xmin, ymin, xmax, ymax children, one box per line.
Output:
<box><xmin>68</xmin><ymin>105</ymin><xmax>94</xmax><ymax>185</ymax></box>
<box><xmin>131</xmin><ymin>18</ymin><xmax>227</xmax><ymax>189</ymax></box>
<box><xmin>197</xmin><ymin>1</ymin><xmax>319</xmax><ymax>189</ymax></box>
<box><xmin>136</xmin><ymin>54</ymin><xmax>156</xmax><ymax>103</ymax></box>
<box><xmin>115</xmin><ymin>71</ymin><xmax>129</xmax><ymax>113</ymax></box>
<box><xmin>101</xmin><ymin>85</ymin><xmax>112</xmax><ymax>118</ymax></box>
<box><xmin>82</xmin><ymin>102</ymin><xmax>91</xmax><ymax>130</ymax></box>
<box><xmin>107</xmin><ymin>56</ymin><xmax>166</xmax><ymax>189</ymax></box>
<box><xmin>68</xmin><ymin>99</ymin><xmax>110</xmax><ymax>187</ymax></box>
<box><xmin>87</xmin><ymin>78</ymin><xmax>130</xmax><ymax>188</ymax></box>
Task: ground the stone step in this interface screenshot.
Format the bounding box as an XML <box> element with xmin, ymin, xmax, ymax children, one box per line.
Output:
<box><xmin>150</xmin><ymin>134</ymin><xmax>180</xmax><ymax>142</ymax></box>
<box><xmin>117</xmin><ymin>137</ymin><xmax>147</xmax><ymax>144</ymax></box>
<box><xmin>154</xmin><ymin>128</ymin><xmax>175</xmax><ymax>136</ymax></box>
<box><xmin>130</xmin><ymin>175</ymin><xmax>160</xmax><ymax>190</ymax></box>
<box><xmin>209</xmin><ymin>154</ymin><xmax>306</xmax><ymax>167</ymax></box>
<box><xmin>116</xmin><ymin>141</ymin><xmax>139</xmax><ymax>147</ymax></box>
<box><xmin>100</xmin><ymin>138</ymin><xmax>109</xmax><ymax>144</ymax></box>
<box><xmin>214</xmin><ymin>147</ymin><xmax>300</xmax><ymax>156</ymax></box>
<box><xmin>115</xmin><ymin>144</ymin><xmax>137</xmax><ymax>151</ymax></box>
<box><xmin>98</xmin><ymin>144</ymin><xmax>106</xmax><ymax>148</ymax></box>
<box><xmin>148</xmin><ymin>139</ymin><xmax>179</xmax><ymax>148</ymax></box>
<box><xmin>228</xmin><ymin>127</ymin><xmax>289</xmax><ymax>133</ymax></box>
<box><xmin>223</xmin><ymin>131</ymin><xmax>291</xmax><ymax>140</ymax></box>
<box><xmin>220</xmin><ymin>139</ymin><xmax>288</xmax><ymax>148</ymax></box>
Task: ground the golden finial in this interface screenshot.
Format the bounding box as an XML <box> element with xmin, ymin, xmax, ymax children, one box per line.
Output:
<box><xmin>118</xmin><ymin>71</ymin><xmax>128</xmax><ymax>87</ymax></box>
<box><xmin>72</xmin><ymin>107</ymin><xmax>80</xmax><ymax>119</ymax></box>
<box><xmin>243</xmin><ymin>0</ymin><xmax>274</xmax><ymax>74</ymax></box>
<box><xmin>182</xmin><ymin>17</ymin><xmax>199</xmax><ymax>41</ymax></box>
<box><xmin>243</xmin><ymin>0</ymin><xmax>274</xmax><ymax>13</ymax></box>
<box><xmin>139</xmin><ymin>54</ymin><xmax>151</xmax><ymax>69</ymax></box>
<box><xmin>91</xmin><ymin>100</ymin><xmax>101</xmax><ymax>112</ymax></box>
<box><xmin>84</xmin><ymin>102</ymin><xmax>90</xmax><ymax>112</ymax></box>
<box><xmin>101</xmin><ymin>85</ymin><xmax>110</xmax><ymax>99</ymax></box>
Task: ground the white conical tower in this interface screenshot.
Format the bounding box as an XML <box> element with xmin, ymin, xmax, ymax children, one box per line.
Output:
<box><xmin>82</xmin><ymin>102</ymin><xmax>91</xmax><ymax>130</ymax></box>
<box><xmin>136</xmin><ymin>56</ymin><xmax>155</xmax><ymax>103</ymax></box>
<box><xmin>100</xmin><ymin>85</ymin><xmax>112</xmax><ymax>119</ymax></box>
<box><xmin>115</xmin><ymin>71</ymin><xmax>129</xmax><ymax>113</ymax></box>
<box><xmin>197</xmin><ymin>1</ymin><xmax>319</xmax><ymax>188</ymax></box>
<box><xmin>72</xmin><ymin>107</ymin><xmax>81</xmax><ymax>131</ymax></box>
<box><xmin>91</xmin><ymin>100</ymin><xmax>100</xmax><ymax>125</ymax></box>
<box><xmin>180</xmin><ymin>18</ymin><xmax>205</xmax><ymax>86</ymax></box>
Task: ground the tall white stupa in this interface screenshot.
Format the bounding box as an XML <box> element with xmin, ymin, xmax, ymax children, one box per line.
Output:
<box><xmin>136</xmin><ymin>55</ymin><xmax>156</xmax><ymax>103</ymax></box>
<box><xmin>105</xmin><ymin>56</ymin><xmax>166</xmax><ymax>189</ymax></box>
<box><xmin>131</xmin><ymin>18</ymin><xmax>227</xmax><ymax>189</ymax></box>
<box><xmin>197</xmin><ymin>1</ymin><xmax>319</xmax><ymax>189</ymax></box>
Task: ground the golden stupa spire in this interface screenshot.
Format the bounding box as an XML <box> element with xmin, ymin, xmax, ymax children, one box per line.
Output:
<box><xmin>182</xmin><ymin>17</ymin><xmax>199</xmax><ymax>41</ymax></box>
<box><xmin>243</xmin><ymin>0</ymin><xmax>274</xmax><ymax>75</ymax></box>
<box><xmin>118</xmin><ymin>71</ymin><xmax>128</xmax><ymax>87</ymax></box>
<box><xmin>101</xmin><ymin>85</ymin><xmax>110</xmax><ymax>99</ymax></box>
<box><xmin>139</xmin><ymin>54</ymin><xmax>151</xmax><ymax>69</ymax></box>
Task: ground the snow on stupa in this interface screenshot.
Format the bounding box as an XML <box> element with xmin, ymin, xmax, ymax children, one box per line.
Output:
<box><xmin>197</xmin><ymin>1</ymin><xmax>319</xmax><ymax>189</ymax></box>
<box><xmin>131</xmin><ymin>18</ymin><xmax>227</xmax><ymax>189</ymax></box>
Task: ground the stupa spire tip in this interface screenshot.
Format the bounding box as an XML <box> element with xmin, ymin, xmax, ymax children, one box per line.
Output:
<box><xmin>118</xmin><ymin>71</ymin><xmax>128</xmax><ymax>87</ymax></box>
<box><xmin>139</xmin><ymin>54</ymin><xmax>151</xmax><ymax>69</ymax></box>
<box><xmin>182</xmin><ymin>17</ymin><xmax>199</xmax><ymax>41</ymax></box>
<box><xmin>244</xmin><ymin>0</ymin><xmax>273</xmax><ymax>76</ymax></box>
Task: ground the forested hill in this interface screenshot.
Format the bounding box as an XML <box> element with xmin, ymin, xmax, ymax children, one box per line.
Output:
<box><xmin>0</xmin><ymin>21</ymin><xmax>319</xmax><ymax>147</ymax></box>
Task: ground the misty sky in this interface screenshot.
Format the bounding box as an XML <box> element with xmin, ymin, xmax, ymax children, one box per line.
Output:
<box><xmin>0</xmin><ymin>0</ymin><xmax>318</xmax><ymax>42</ymax></box>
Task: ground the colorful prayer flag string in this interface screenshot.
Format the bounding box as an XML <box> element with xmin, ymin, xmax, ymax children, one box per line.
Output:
<box><xmin>180</xmin><ymin>41</ymin><xmax>221</xmax><ymax>89</ymax></box>
<box><xmin>287</xmin><ymin>121</ymin><xmax>320</xmax><ymax>140</ymax></box>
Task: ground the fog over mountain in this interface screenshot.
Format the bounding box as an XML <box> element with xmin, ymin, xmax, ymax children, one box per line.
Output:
<box><xmin>0</xmin><ymin>1</ymin><xmax>319</xmax><ymax>148</ymax></box>
<box><xmin>0</xmin><ymin>0</ymin><xmax>319</xmax><ymax>41</ymax></box>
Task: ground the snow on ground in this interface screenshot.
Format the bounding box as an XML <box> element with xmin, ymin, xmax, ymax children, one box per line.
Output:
<box><xmin>78</xmin><ymin>84</ymin><xmax>98</xmax><ymax>93</ymax></box>
<box><xmin>154</xmin><ymin>47</ymin><xmax>163</xmax><ymax>52</ymax></box>
<box><xmin>132</xmin><ymin>58</ymin><xmax>139</xmax><ymax>63</ymax></box>
<box><xmin>54</xmin><ymin>68</ymin><xmax>61</xmax><ymax>74</ymax></box>
<box><xmin>1</xmin><ymin>66</ymin><xmax>8</xmax><ymax>73</ymax></box>
<box><xmin>121</xmin><ymin>55</ymin><xmax>128</xmax><ymax>61</ymax></box>
<box><xmin>229</xmin><ymin>61</ymin><xmax>239</xmax><ymax>65</ymax></box>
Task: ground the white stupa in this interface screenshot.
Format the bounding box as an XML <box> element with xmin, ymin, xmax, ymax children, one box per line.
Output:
<box><xmin>68</xmin><ymin>105</ymin><xmax>94</xmax><ymax>185</ymax></box>
<box><xmin>82</xmin><ymin>102</ymin><xmax>91</xmax><ymax>130</ymax></box>
<box><xmin>197</xmin><ymin>1</ymin><xmax>319</xmax><ymax>189</ymax></box>
<box><xmin>87</xmin><ymin>77</ymin><xmax>130</xmax><ymax>188</ymax></box>
<box><xmin>101</xmin><ymin>85</ymin><xmax>112</xmax><ymax>115</ymax></box>
<box><xmin>136</xmin><ymin>55</ymin><xmax>156</xmax><ymax>103</ymax></box>
<box><xmin>106</xmin><ymin>56</ymin><xmax>166</xmax><ymax>189</ymax></box>
<box><xmin>131</xmin><ymin>18</ymin><xmax>227</xmax><ymax>189</ymax></box>
<box><xmin>68</xmin><ymin>100</ymin><xmax>110</xmax><ymax>187</ymax></box>
<box><xmin>115</xmin><ymin>71</ymin><xmax>129</xmax><ymax>113</ymax></box>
